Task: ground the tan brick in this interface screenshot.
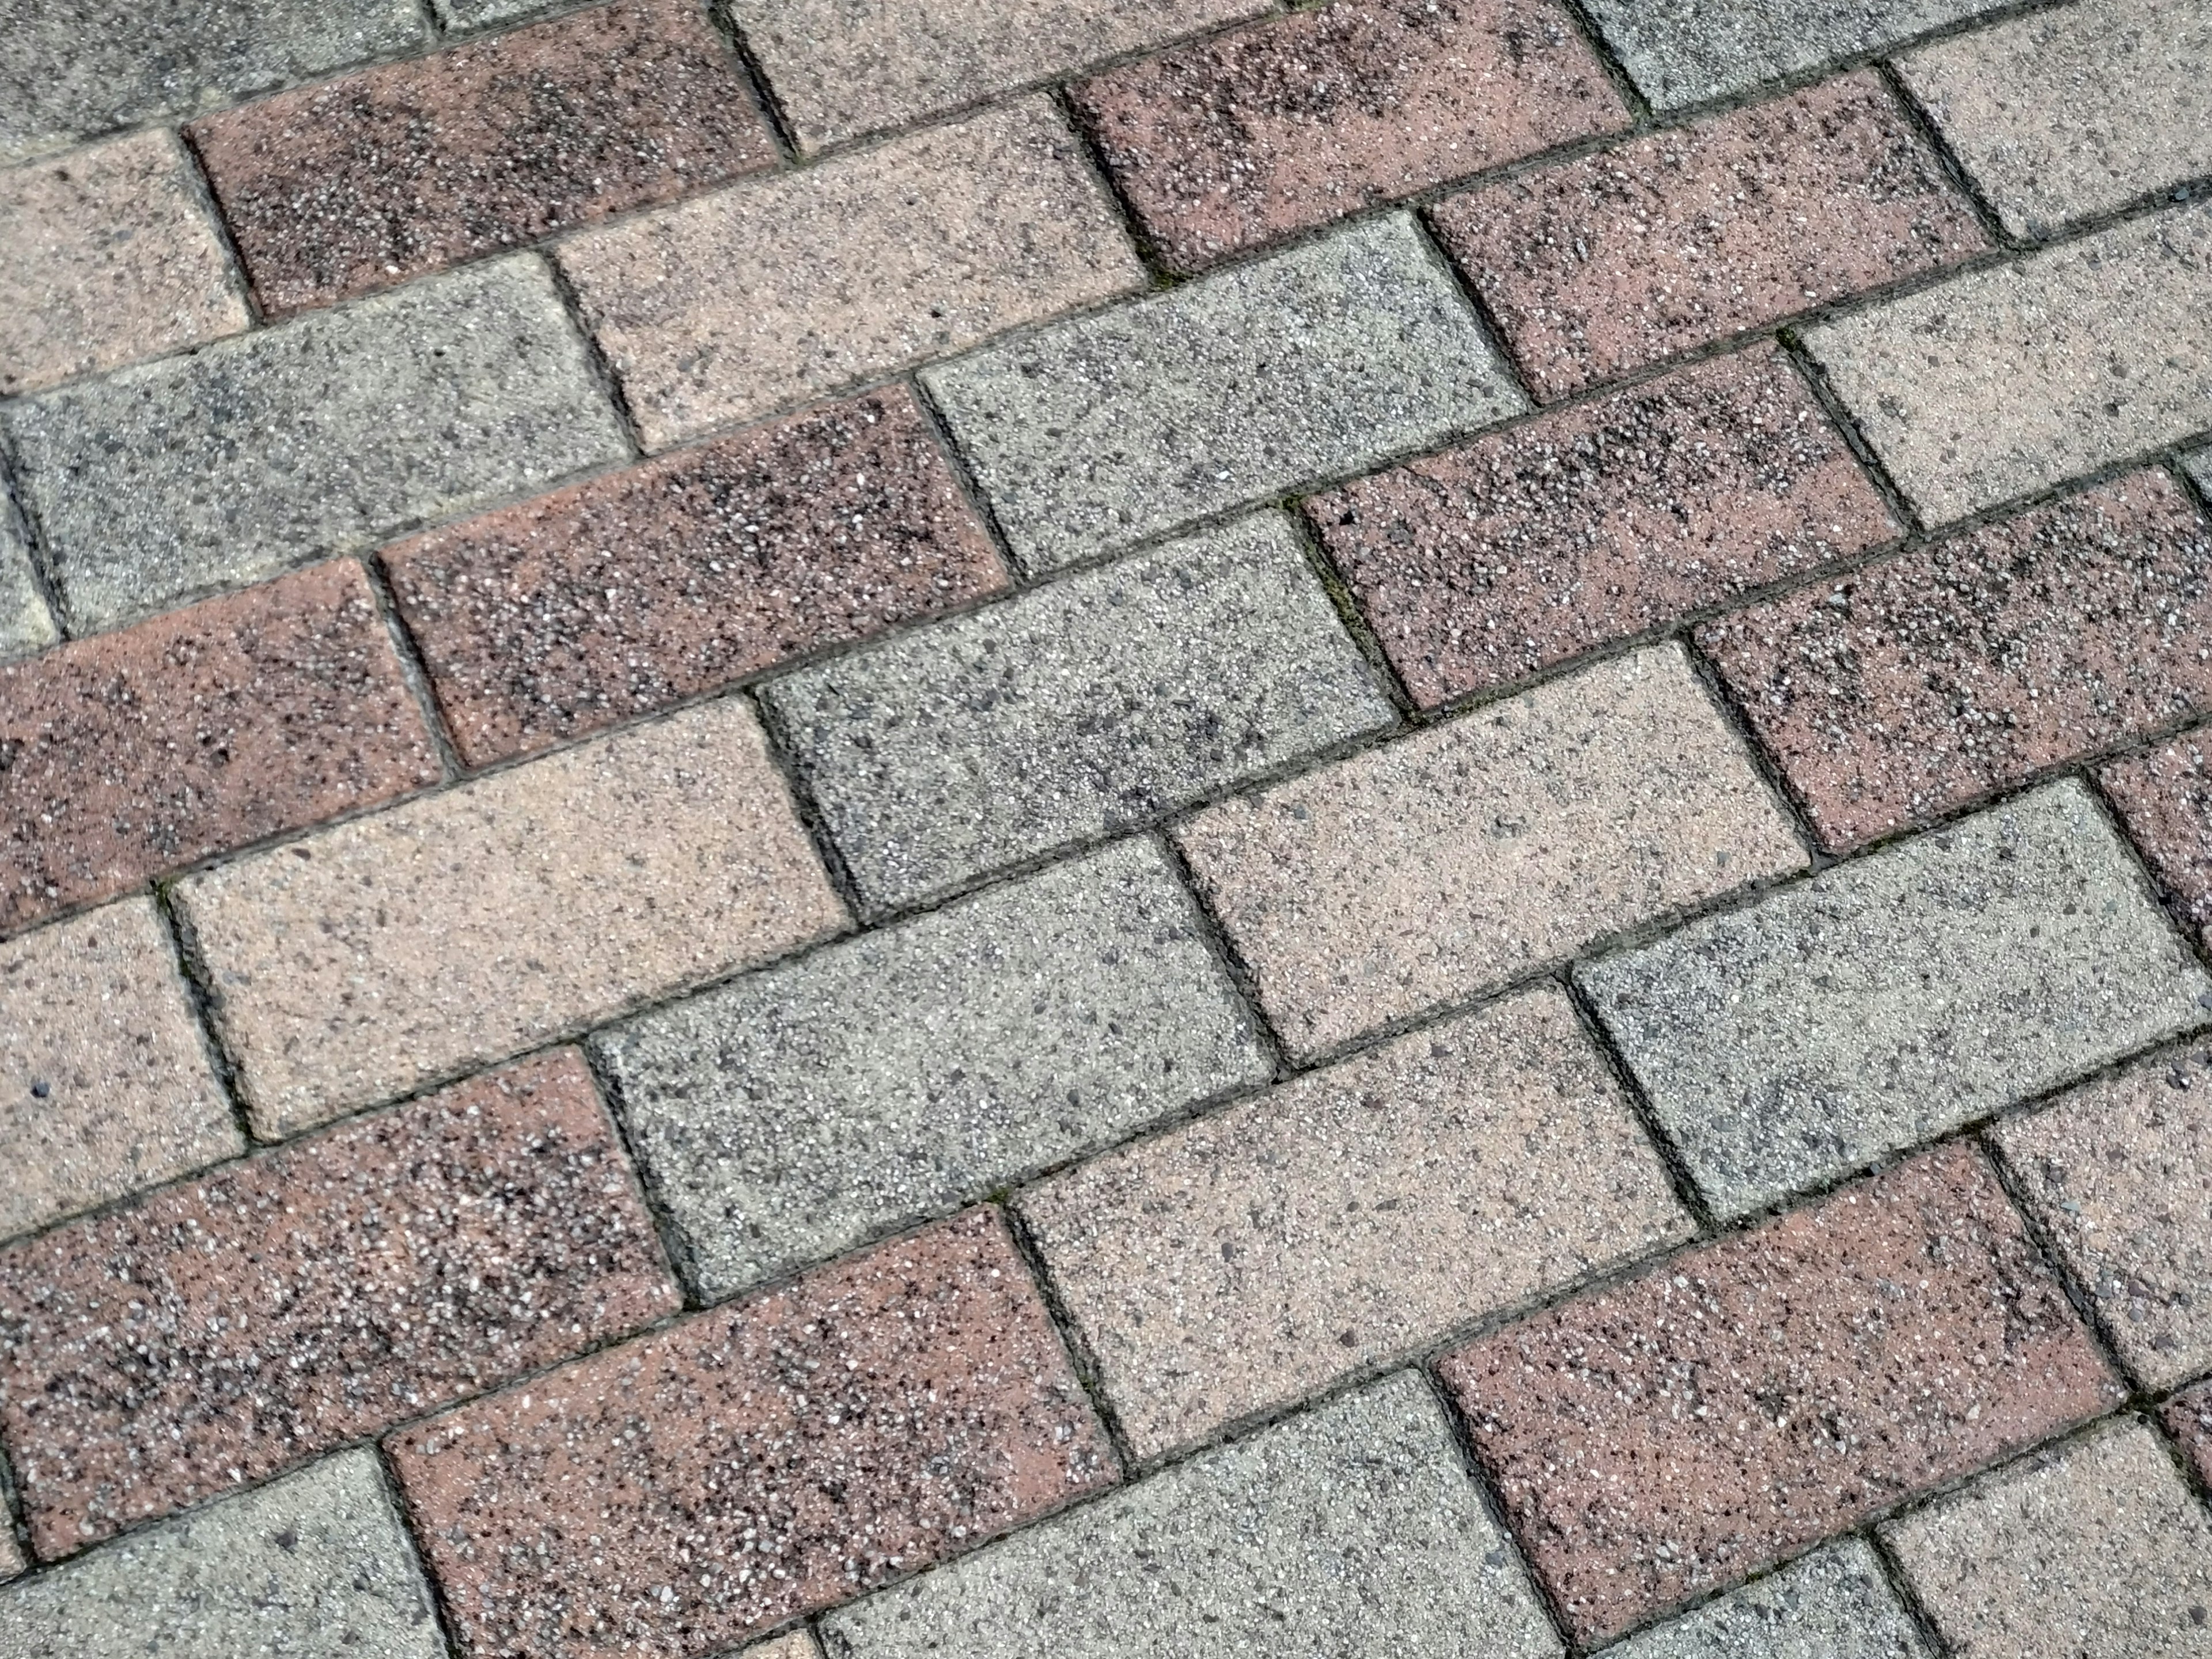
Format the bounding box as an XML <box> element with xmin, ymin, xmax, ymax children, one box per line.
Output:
<box><xmin>743</xmin><ymin>1635</ymin><xmax>821</xmax><ymax>1659</ymax></box>
<box><xmin>177</xmin><ymin>696</ymin><xmax>847</xmax><ymax>1137</ymax></box>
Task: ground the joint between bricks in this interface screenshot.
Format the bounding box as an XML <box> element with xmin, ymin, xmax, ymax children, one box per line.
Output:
<box><xmin>1152</xmin><ymin>828</ymin><xmax>1296</xmax><ymax>1082</ymax></box>
<box><xmin>539</xmin><ymin>249</ymin><xmax>647</xmax><ymax>461</ymax></box>
<box><xmin>369</xmin><ymin>1439</ymin><xmax>468</xmax><ymax>1659</ymax></box>
<box><xmin>151</xmin><ymin>880</ymin><xmax>266</xmax><ymax>1150</ymax></box>
<box><xmin>0</xmin><ymin>440</ymin><xmax>69</xmax><ymax>645</ymax></box>
<box><xmin>577</xmin><ymin>1037</ymin><xmax>709</xmax><ymax>1309</ymax></box>
<box><xmin>1873</xmin><ymin>58</ymin><xmax>2013</xmax><ymax>252</ymax></box>
<box><xmin>1558</xmin><ymin>969</ymin><xmax>1718</xmax><ymax>1235</ymax></box>
<box><xmin>997</xmin><ymin>1200</ymin><xmax>1138</xmax><ymax>1476</ymax></box>
<box><xmin>709</xmin><ymin>0</ymin><xmax>802</xmax><ymax>164</ymax></box>
<box><xmin>359</xmin><ymin>553</ymin><xmax>469</xmax><ymax>783</ymax></box>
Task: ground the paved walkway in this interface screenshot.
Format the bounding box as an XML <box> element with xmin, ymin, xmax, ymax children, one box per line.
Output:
<box><xmin>2</xmin><ymin>0</ymin><xmax>2211</xmax><ymax>1653</ymax></box>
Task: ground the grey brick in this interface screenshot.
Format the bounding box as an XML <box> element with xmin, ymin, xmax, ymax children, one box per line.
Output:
<box><xmin>2190</xmin><ymin>448</ymin><xmax>2212</xmax><ymax>500</ymax></box>
<box><xmin>1609</xmin><ymin>1540</ymin><xmax>1931</xmax><ymax>1659</ymax></box>
<box><xmin>596</xmin><ymin>839</ymin><xmax>1270</xmax><ymax>1300</ymax></box>
<box><xmin>3</xmin><ymin>255</ymin><xmax>628</xmax><ymax>631</ymax></box>
<box><xmin>0</xmin><ymin>509</ymin><xmax>54</xmax><ymax>662</ymax></box>
<box><xmin>0</xmin><ymin>1450</ymin><xmax>444</xmax><ymax>1658</ymax></box>
<box><xmin>922</xmin><ymin>214</ymin><xmax>1524</xmax><ymax>573</ymax></box>
<box><xmin>1581</xmin><ymin>781</ymin><xmax>2211</xmax><ymax>1220</ymax></box>
<box><xmin>762</xmin><ymin>511</ymin><xmax>1396</xmax><ymax>914</ymax></box>
<box><xmin>431</xmin><ymin>0</ymin><xmax>555</xmax><ymax>29</ymax></box>
<box><xmin>820</xmin><ymin>1371</ymin><xmax>1561</xmax><ymax>1658</ymax></box>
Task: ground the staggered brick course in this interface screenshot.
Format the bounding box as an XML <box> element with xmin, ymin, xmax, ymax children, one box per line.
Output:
<box><xmin>2102</xmin><ymin>723</ymin><xmax>2212</xmax><ymax>941</ymax></box>
<box><xmin>1607</xmin><ymin>1539</ymin><xmax>1931</xmax><ymax>1658</ymax></box>
<box><xmin>0</xmin><ymin>512</ymin><xmax>56</xmax><ymax>663</ymax></box>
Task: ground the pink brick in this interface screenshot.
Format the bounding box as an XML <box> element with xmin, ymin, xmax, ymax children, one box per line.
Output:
<box><xmin>2101</xmin><ymin>725</ymin><xmax>2212</xmax><ymax>944</ymax></box>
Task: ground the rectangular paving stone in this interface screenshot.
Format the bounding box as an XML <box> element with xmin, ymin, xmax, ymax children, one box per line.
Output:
<box><xmin>2103</xmin><ymin>721</ymin><xmax>2212</xmax><ymax>941</ymax></box>
<box><xmin>0</xmin><ymin>131</ymin><xmax>248</xmax><ymax>396</ymax></box>
<box><xmin>389</xmin><ymin>1209</ymin><xmax>1113</xmax><ymax>1659</ymax></box>
<box><xmin>384</xmin><ymin>387</ymin><xmax>1007</xmax><ymax>768</ymax></box>
<box><xmin>0</xmin><ymin>1049</ymin><xmax>679</xmax><ymax>1556</ymax></box>
<box><xmin>923</xmin><ymin>213</ymin><xmax>1524</xmax><ymax>571</ymax></box>
<box><xmin>1072</xmin><ymin>0</ymin><xmax>1627</xmax><ymax>274</ymax></box>
<box><xmin>820</xmin><ymin>1372</ymin><xmax>1560</xmax><ymax>1658</ymax></box>
<box><xmin>1440</xmin><ymin>1144</ymin><xmax>2124</xmax><ymax>1646</ymax></box>
<box><xmin>191</xmin><ymin>0</ymin><xmax>777</xmax><ymax>317</ymax></box>
<box><xmin>4</xmin><ymin>255</ymin><xmax>628</xmax><ymax>630</ymax></box>
<box><xmin>1310</xmin><ymin>344</ymin><xmax>1899</xmax><ymax>709</ymax></box>
<box><xmin>1431</xmin><ymin>75</ymin><xmax>1987</xmax><ymax>400</ymax></box>
<box><xmin>1701</xmin><ymin>470</ymin><xmax>2212</xmax><ymax>850</ymax></box>
<box><xmin>559</xmin><ymin>97</ymin><xmax>1141</xmax><ymax>450</ymax></box>
<box><xmin>176</xmin><ymin>694</ymin><xmax>845</xmax><ymax>1137</ymax></box>
<box><xmin>1176</xmin><ymin>642</ymin><xmax>1806</xmax><ymax>1059</ymax></box>
<box><xmin>1606</xmin><ymin>1539</ymin><xmax>1932</xmax><ymax>1659</ymax></box>
<box><xmin>0</xmin><ymin>559</ymin><xmax>440</xmax><ymax>938</ymax></box>
<box><xmin>1804</xmin><ymin>204</ymin><xmax>2212</xmax><ymax>525</ymax></box>
<box><xmin>1581</xmin><ymin>781</ymin><xmax>2210</xmax><ymax>1221</ymax></box>
<box><xmin>0</xmin><ymin>510</ymin><xmax>55</xmax><ymax>663</ymax></box>
<box><xmin>599</xmin><ymin>840</ymin><xmax>1267</xmax><ymax>1301</ymax></box>
<box><xmin>1022</xmin><ymin>984</ymin><xmax>1690</xmax><ymax>1461</ymax></box>
<box><xmin>762</xmin><ymin>512</ymin><xmax>1396</xmax><ymax>915</ymax></box>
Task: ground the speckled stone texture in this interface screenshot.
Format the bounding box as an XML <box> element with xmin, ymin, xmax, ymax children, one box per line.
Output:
<box><xmin>0</xmin><ymin>559</ymin><xmax>439</xmax><ymax>938</ymax></box>
<box><xmin>1311</xmin><ymin>345</ymin><xmax>1897</xmax><ymax>707</ymax></box>
<box><xmin>191</xmin><ymin>0</ymin><xmax>775</xmax><ymax>316</ymax></box>
<box><xmin>389</xmin><ymin>1208</ymin><xmax>1114</xmax><ymax>1658</ymax></box>
<box><xmin>1441</xmin><ymin>1145</ymin><xmax>2124</xmax><ymax>1646</ymax></box>
<box><xmin>1176</xmin><ymin>642</ymin><xmax>1805</xmax><ymax>1059</ymax></box>
<box><xmin>745</xmin><ymin>1637</ymin><xmax>823</xmax><ymax>1659</ymax></box>
<box><xmin>1701</xmin><ymin>471</ymin><xmax>2212</xmax><ymax>850</ymax></box>
<box><xmin>0</xmin><ymin>512</ymin><xmax>54</xmax><ymax>663</ymax></box>
<box><xmin>1581</xmin><ymin>782</ymin><xmax>2211</xmax><ymax>1219</ymax></box>
<box><xmin>1431</xmin><ymin>75</ymin><xmax>1986</xmax><ymax>401</ymax></box>
<box><xmin>559</xmin><ymin>97</ymin><xmax>1141</xmax><ymax>449</ymax></box>
<box><xmin>177</xmin><ymin>695</ymin><xmax>846</xmax><ymax>1137</ymax></box>
<box><xmin>0</xmin><ymin>1049</ymin><xmax>679</xmax><ymax>1556</ymax></box>
<box><xmin>0</xmin><ymin>1450</ymin><xmax>445</xmax><ymax>1657</ymax></box>
<box><xmin>1073</xmin><ymin>0</ymin><xmax>1626</xmax><ymax>273</ymax></box>
<box><xmin>923</xmin><ymin>213</ymin><xmax>1524</xmax><ymax>570</ymax></box>
<box><xmin>820</xmin><ymin>1372</ymin><xmax>1560</xmax><ymax>1658</ymax></box>
<box><xmin>1885</xmin><ymin>1416</ymin><xmax>2212</xmax><ymax>1658</ymax></box>
<box><xmin>2103</xmin><ymin>724</ymin><xmax>2212</xmax><ymax>941</ymax></box>
<box><xmin>0</xmin><ymin>897</ymin><xmax>240</xmax><ymax>1242</ymax></box>
<box><xmin>0</xmin><ymin>131</ymin><xmax>247</xmax><ymax>396</ymax></box>
<box><xmin>2166</xmin><ymin>1382</ymin><xmax>2212</xmax><ymax>1490</ymax></box>
<box><xmin>1022</xmin><ymin>984</ymin><xmax>1690</xmax><ymax>1460</ymax></box>
<box><xmin>3</xmin><ymin>255</ymin><xmax>627</xmax><ymax>629</ymax></box>
<box><xmin>1607</xmin><ymin>1539</ymin><xmax>1931</xmax><ymax>1659</ymax></box>
<box><xmin>385</xmin><ymin>388</ymin><xmax>1005</xmax><ymax>767</ymax></box>
<box><xmin>762</xmin><ymin>512</ymin><xmax>1396</xmax><ymax>914</ymax></box>
<box><xmin>599</xmin><ymin>840</ymin><xmax>1267</xmax><ymax>1301</ymax></box>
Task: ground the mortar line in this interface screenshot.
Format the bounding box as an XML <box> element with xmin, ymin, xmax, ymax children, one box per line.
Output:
<box><xmin>369</xmin><ymin>1440</ymin><xmax>469</xmax><ymax>1659</ymax></box>
<box><xmin>708</xmin><ymin>0</ymin><xmax>801</xmax><ymax>162</ymax></box>
<box><xmin>1865</xmin><ymin>1525</ymin><xmax>1960</xmax><ymax>1659</ymax></box>
<box><xmin>359</xmin><ymin>552</ymin><xmax>468</xmax><ymax>783</ymax></box>
<box><xmin>1875</xmin><ymin>58</ymin><xmax>2013</xmax><ymax>250</ymax></box>
<box><xmin>540</xmin><ymin>248</ymin><xmax>647</xmax><ymax>460</ymax></box>
<box><xmin>0</xmin><ymin>441</ymin><xmax>68</xmax><ymax>643</ymax></box>
<box><xmin>1152</xmin><ymin>830</ymin><xmax>1296</xmax><ymax>1082</ymax></box>
<box><xmin>998</xmin><ymin>1200</ymin><xmax>1138</xmax><ymax>1474</ymax></box>
<box><xmin>150</xmin><ymin>880</ymin><xmax>266</xmax><ymax>1149</ymax></box>
<box><xmin>1558</xmin><ymin>970</ymin><xmax>1718</xmax><ymax>1234</ymax></box>
<box><xmin>171</xmin><ymin>123</ymin><xmax>264</xmax><ymax>328</ymax></box>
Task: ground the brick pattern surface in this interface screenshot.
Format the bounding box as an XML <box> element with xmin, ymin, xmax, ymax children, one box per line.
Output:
<box><xmin>2102</xmin><ymin>724</ymin><xmax>2212</xmax><ymax>941</ymax></box>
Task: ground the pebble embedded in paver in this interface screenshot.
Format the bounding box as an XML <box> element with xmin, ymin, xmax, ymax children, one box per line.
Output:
<box><xmin>821</xmin><ymin>1372</ymin><xmax>1561</xmax><ymax>1658</ymax></box>
<box><xmin>2103</xmin><ymin>723</ymin><xmax>2212</xmax><ymax>942</ymax></box>
<box><xmin>0</xmin><ymin>509</ymin><xmax>55</xmax><ymax>662</ymax></box>
<box><xmin>1603</xmin><ymin>1539</ymin><xmax>1932</xmax><ymax>1659</ymax></box>
<box><xmin>762</xmin><ymin>511</ymin><xmax>1396</xmax><ymax>915</ymax></box>
<box><xmin>922</xmin><ymin>213</ymin><xmax>1525</xmax><ymax>571</ymax></box>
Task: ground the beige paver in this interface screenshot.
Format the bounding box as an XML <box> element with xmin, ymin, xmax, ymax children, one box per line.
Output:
<box><xmin>743</xmin><ymin>1633</ymin><xmax>821</xmax><ymax>1658</ymax></box>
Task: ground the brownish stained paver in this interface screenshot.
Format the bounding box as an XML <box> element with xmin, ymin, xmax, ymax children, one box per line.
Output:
<box><xmin>1073</xmin><ymin>0</ymin><xmax>1627</xmax><ymax>274</ymax></box>
<box><xmin>388</xmin><ymin>1208</ymin><xmax>1114</xmax><ymax>1658</ymax></box>
<box><xmin>384</xmin><ymin>387</ymin><xmax>1007</xmax><ymax>767</ymax></box>
<box><xmin>0</xmin><ymin>1048</ymin><xmax>681</xmax><ymax>1559</ymax></box>
<box><xmin>1440</xmin><ymin>1143</ymin><xmax>2124</xmax><ymax>1645</ymax></box>
<box><xmin>1310</xmin><ymin>344</ymin><xmax>1898</xmax><ymax>707</ymax></box>
<box><xmin>0</xmin><ymin>559</ymin><xmax>440</xmax><ymax>939</ymax></box>
<box><xmin>2101</xmin><ymin>726</ymin><xmax>2212</xmax><ymax>942</ymax></box>
<box><xmin>1431</xmin><ymin>74</ymin><xmax>1987</xmax><ymax>400</ymax></box>
<box><xmin>1701</xmin><ymin>469</ymin><xmax>2212</xmax><ymax>853</ymax></box>
<box><xmin>2166</xmin><ymin>1380</ymin><xmax>2212</xmax><ymax>1490</ymax></box>
<box><xmin>189</xmin><ymin>0</ymin><xmax>776</xmax><ymax>316</ymax></box>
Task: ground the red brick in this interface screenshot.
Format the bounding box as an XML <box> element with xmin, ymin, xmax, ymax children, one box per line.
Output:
<box><xmin>1309</xmin><ymin>344</ymin><xmax>1896</xmax><ymax>708</ymax></box>
<box><xmin>1438</xmin><ymin>1144</ymin><xmax>2122</xmax><ymax>1645</ymax></box>
<box><xmin>1430</xmin><ymin>74</ymin><xmax>1986</xmax><ymax>400</ymax></box>
<box><xmin>2165</xmin><ymin>1379</ymin><xmax>2212</xmax><ymax>1491</ymax></box>
<box><xmin>2100</xmin><ymin>728</ymin><xmax>2212</xmax><ymax>942</ymax></box>
<box><xmin>0</xmin><ymin>559</ymin><xmax>439</xmax><ymax>938</ymax></box>
<box><xmin>1701</xmin><ymin>469</ymin><xmax>2212</xmax><ymax>853</ymax></box>
<box><xmin>388</xmin><ymin>1209</ymin><xmax>1113</xmax><ymax>1658</ymax></box>
<box><xmin>1073</xmin><ymin>0</ymin><xmax>1626</xmax><ymax>274</ymax></box>
<box><xmin>384</xmin><ymin>388</ymin><xmax>1007</xmax><ymax>767</ymax></box>
<box><xmin>190</xmin><ymin>0</ymin><xmax>776</xmax><ymax>317</ymax></box>
<box><xmin>0</xmin><ymin>1049</ymin><xmax>679</xmax><ymax>1559</ymax></box>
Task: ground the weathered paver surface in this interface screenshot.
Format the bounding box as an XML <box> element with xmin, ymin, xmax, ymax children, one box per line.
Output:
<box><xmin>0</xmin><ymin>511</ymin><xmax>54</xmax><ymax>663</ymax></box>
<box><xmin>1605</xmin><ymin>1539</ymin><xmax>1933</xmax><ymax>1659</ymax></box>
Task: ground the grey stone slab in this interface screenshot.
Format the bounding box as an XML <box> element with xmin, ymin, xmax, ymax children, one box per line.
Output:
<box><xmin>3</xmin><ymin>255</ymin><xmax>628</xmax><ymax>632</ymax></box>
<box><xmin>0</xmin><ymin>509</ymin><xmax>54</xmax><ymax>662</ymax></box>
<box><xmin>431</xmin><ymin>0</ymin><xmax>558</xmax><ymax>29</ymax></box>
<box><xmin>0</xmin><ymin>1450</ymin><xmax>445</xmax><ymax>1658</ymax></box>
<box><xmin>1580</xmin><ymin>780</ymin><xmax>2211</xmax><ymax>1220</ymax></box>
<box><xmin>1605</xmin><ymin>1540</ymin><xmax>1931</xmax><ymax>1659</ymax></box>
<box><xmin>922</xmin><ymin>213</ymin><xmax>1525</xmax><ymax>572</ymax></box>
<box><xmin>596</xmin><ymin>838</ymin><xmax>1271</xmax><ymax>1300</ymax></box>
<box><xmin>761</xmin><ymin>510</ymin><xmax>1397</xmax><ymax>914</ymax></box>
<box><xmin>820</xmin><ymin>1371</ymin><xmax>1562</xmax><ymax>1658</ymax></box>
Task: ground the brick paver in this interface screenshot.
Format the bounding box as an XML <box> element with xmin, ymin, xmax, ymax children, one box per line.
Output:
<box><xmin>2167</xmin><ymin>1381</ymin><xmax>2212</xmax><ymax>1490</ymax></box>
<box><xmin>0</xmin><ymin>511</ymin><xmax>54</xmax><ymax>664</ymax></box>
<box><xmin>2102</xmin><ymin>723</ymin><xmax>2212</xmax><ymax>941</ymax></box>
<box><xmin>1607</xmin><ymin>1538</ymin><xmax>1931</xmax><ymax>1658</ymax></box>
<box><xmin>1431</xmin><ymin>75</ymin><xmax>1986</xmax><ymax>401</ymax></box>
<box><xmin>1440</xmin><ymin>1144</ymin><xmax>2123</xmax><ymax>1645</ymax></box>
<box><xmin>745</xmin><ymin>1637</ymin><xmax>820</xmax><ymax>1659</ymax></box>
<box><xmin>384</xmin><ymin>387</ymin><xmax>1006</xmax><ymax>767</ymax></box>
<box><xmin>1176</xmin><ymin>642</ymin><xmax>1805</xmax><ymax>1058</ymax></box>
<box><xmin>1073</xmin><ymin>0</ymin><xmax>1627</xmax><ymax>274</ymax></box>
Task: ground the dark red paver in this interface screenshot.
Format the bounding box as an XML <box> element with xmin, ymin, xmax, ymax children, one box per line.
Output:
<box><xmin>190</xmin><ymin>0</ymin><xmax>777</xmax><ymax>317</ymax></box>
<box><xmin>1430</xmin><ymin>73</ymin><xmax>1987</xmax><ymax>400</ymax></box>
<box><xmin>1073</xmin><ymin>0</ymin><xmax>1627</xmax><ymax>274</ymax></box>
<box><xmin>388</xmin><ymin>1207</ymin><xmax>1113</xmax><ymax>1658</ymax></box>
<box><xmin>2165</xmin><ymin>1380</ymin><xmax>2212</xmax><ymax>1491</ymax></box>
<box><xmin>383</xmin><ymin>388</ymin><xmax>1007</xmax><ymax>767</ymax></box>
<box><xmin>0</xmin><ymin>1048</ymin><xmax>679</xmax><ymax>1559</ymax></box>
<box><xmin>2100</xmin><ymin>728</ymin><xmax>2212</xmax><ymax>943</ymax></box>
<box><xmin>0</xmin><ymin>559</ymin><xmax>439</xmax><ymax>938</ymax></box>
<box><xmin>1438</xmin><ymin>1143</ymin><xmax>2122</xmax><ymax>1645</ymax></box>
<box><xmin>1309</xmin><ymin>344</ymin><xmax>1897</xmax><ymax>707</ymax></box>
<box><xmin>1701</xmin><ymin>469</ymin><xmax>2212</xmax><ymax>853</ymax></box>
